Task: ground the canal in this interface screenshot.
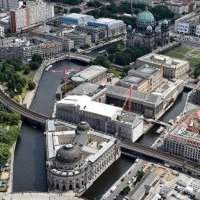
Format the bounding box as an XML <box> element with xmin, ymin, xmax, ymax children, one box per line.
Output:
<box><xmin>12</xmin><ymin>59</ymin><xmax>189</xmax><ymax>198</ymax></box>
<box><xmin>13</xmin><ymin>60</ymin><xmax>85</xmax><ymax>192</ymax></box>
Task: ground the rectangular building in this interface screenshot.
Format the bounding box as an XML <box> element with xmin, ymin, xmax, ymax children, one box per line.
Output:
<box><xmin>10</xmin><ymin>0</ymin><xmax>54</xmax><ymax>32</ymax></box>
<box><xmin>71</xmin><ymin>65</ymin><xmax>107</xmax><ymax>85</ymax></box>
<box><xmin>75</xmin><ymin>25</ymin><xmax>107</xmax><ymax>43</ymax></box>
<box><xmin>118</xmin><ymin>64</ymin><xmax>163</xmax><ymax>93</ymax></box>
<box><xmin>163</xmin><ymin>128</ymin><xmax>200</xmax><ymax>163</ymax></box>
<box><xmin>55</xmin><ymin>95</ymin><xmax>144</xmax><ymax>142</ymax></box>
<box><xmin>106</xmin><ymin>85</ymin><xmax>164</xmax><ymax>119</ymax></box>
<box><xmin>136</xmin><ymin>53</ymin><xmax>190</xmax><ymax>80</ymax></box>
<box><xmin>59</xmin><ymin>13</ymin><xmax>95</xmax><ymax>25</ymax></box>
<box><xmin>88</xmin><ymin>18</ymin><xmax>126</xmax><ymax>38</ymax></box>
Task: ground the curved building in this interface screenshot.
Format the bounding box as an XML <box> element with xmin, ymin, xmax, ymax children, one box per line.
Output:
<box><xmin>46</xmin><ymin>120</ymin><xmax>121</xmax><ymax>195</ymax></box>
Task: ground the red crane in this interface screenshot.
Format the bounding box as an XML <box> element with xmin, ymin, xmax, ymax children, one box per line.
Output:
<box><xmin>122</xmin><ymin>86</ymin><xmax>133</xmax><ymax>112</ymax></box>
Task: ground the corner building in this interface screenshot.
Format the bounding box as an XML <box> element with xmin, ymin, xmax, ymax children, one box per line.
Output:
<box><xmin>46</xmin><ymin>121</ymin><xmax>121</xmax><ymax>195</ymax></box>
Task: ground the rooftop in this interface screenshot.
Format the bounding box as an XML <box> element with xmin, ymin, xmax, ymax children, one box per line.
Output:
<box><xmin>57</xmin><ymin>95</ymin><xmax>122</xmax><ymax>119</ymax></box>
<box><xmin>68</xmin><ymin>83</ymin><xmax>102</xmax><ymax>97</ymax></box>
<box><xmin>137</xmin><ymin>53</ymin><xmax>189</xmax><ymax>69</ymax></box>
<box><xmin>71</xmin><ymin>65</ymin><xmax>107</xmax><ymax>83</ymax></box>
<box><xmin>106</xmin><ymin>85</ymin><xmax>163</xmax><ymax>107</ymax></box>
<box><xmin>128</xmin><ymin>64</ymin><xmax>160</xmax><ymax>79</ymax></box>
<box><xmin>96</xmin><ymin>18</ymin><xmax>124</xmax><ymax>25</ymax></box>
<box><xmin>62</xmin><ymin>13</ymin><xmax>94</xmax><ymax>20</ymax></box>
<box><xmin>46</xmin><ymin>120</ymin><xmax>116</xmax><ymax>163</ymax></box>
<box><xmin>137</xmin><ymin>10</ymin><xmax>155</xmax><ymax>25</ymax></box>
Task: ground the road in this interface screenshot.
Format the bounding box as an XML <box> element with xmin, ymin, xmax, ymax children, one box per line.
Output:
<box><xmin>101</xmin><ymin>160</ymin><xmax>145</xmax><ymax>200</ymax></box>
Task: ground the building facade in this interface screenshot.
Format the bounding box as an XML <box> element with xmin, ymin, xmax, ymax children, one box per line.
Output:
<box><xmin>46</xmin><ymin>120</ymin><xmax>121</xmax><ymax>194</ymax></box>
<box><xmin>22</xmin><ymin>41</ymin><xmax>63</xmax><ymax>59</ymax></box>
<box><xmin>10</xmin><ymin>0</ymin><xmax>54</xmax><ymax>32</ymax></box>
<box><xmin>55</xmin><ymin>95</ymin><xmax>144</xmax><ymax>142</ymax></box>
<box><xmin>163</xmin><ymin>128</ymin><xmax>200</xmax><ymax>164</ymax></box>
<box><xmin>75</xmin><ymin>25</ymin><xmax>107</xmax><ymax>43</ymax></box>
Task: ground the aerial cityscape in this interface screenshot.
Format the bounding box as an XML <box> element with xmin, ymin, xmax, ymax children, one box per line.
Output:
<box><xmin>1</xmin><ymin>0</ymin><xmax>200</xmax><ymax>200</ymax></box>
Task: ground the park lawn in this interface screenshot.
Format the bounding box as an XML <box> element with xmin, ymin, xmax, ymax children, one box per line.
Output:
<box><xmin>164</xmin><ymin>46</ymin><xmax>192</xmax><ymax>59</ymax></box>
<box><xmin>109</xmin><ymin>67</ymin><xmax>123</xmax><ymax>78</ymax></box>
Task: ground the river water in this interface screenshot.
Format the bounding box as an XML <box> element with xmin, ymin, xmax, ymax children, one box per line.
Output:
<box><xmin>12</xmin><ymin>60</ymin><xmax>188</xmax><ymax>199</ymax></box>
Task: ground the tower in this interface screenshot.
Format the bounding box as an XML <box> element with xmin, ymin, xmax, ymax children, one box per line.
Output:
<box><xmin>161</xmin><ymin>20</ymin><xmax>169</xmax><ymax>46</ymax></box>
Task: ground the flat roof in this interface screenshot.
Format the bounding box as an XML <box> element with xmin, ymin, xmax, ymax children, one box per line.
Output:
<box><xmin>96</xmin><ymin>18</ymin><xmax>124</xmax><ymax>25</ymax></box>
<box><xmin>57</xmin><ymin>95</ymin><xmax>122</xmax><ymax>119</ymax></box>
<box><xmin>62</xmin><ymin>13</ymin><xmax>93</xmax><ymax>19</ymax></box>
<box><xmin>137</xmin><ymin>53</ymin><xmax>189</xmax><ymax>69</ymax></box>
<box><xmin>106</xmin><ymin>85</ymin><xmax>162</xmax><ymax>107</ymax></box>
<box><xmin>71</xmin><ymin>65</ymin><xmax>107</xmax><ymax>83</ymax></box>
<box><xmin>68</xmin><ymin>83</ymin><xmax>101</xmax><ymax>97</ymax></box>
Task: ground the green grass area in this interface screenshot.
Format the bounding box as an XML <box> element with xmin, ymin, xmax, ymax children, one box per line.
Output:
<box><xmin>164</xmin><ymin>45</ymin><xmax>200</xmax><ymax>67</ymax></box>
<box><xmin>109</xmin><ymin>67</ymin><xmax>123</xmax><ymax>78</ymax></box>
<box><xmin>164</xmin><ymin>46</ymin><xmax>192</xmax><ymax>59</ymax></box>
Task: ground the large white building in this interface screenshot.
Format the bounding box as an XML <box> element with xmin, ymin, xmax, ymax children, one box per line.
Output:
<box><xmin>88</xmin><ymin>18</ymin><xmax>126</xmax><ymax>38</ymax></box>
<box><xmin>59</xmin><ymin>13</ymin><xmax>95</xmax><ymax>25</ymax></box>
<box><xmin>0</xmin><ymin>0</ymin><xmax>18</xmax><ymax>10</ymax></box>
<box><xmin>175</xmin><ymin>12</ymin><xmax>200</xmax><ymax>36</ymax></box>
<box><xmin>10</xmin><ymin>0</ymin><xmax>54</xmax><ymax>32</ymax></box>
<box><xmin>46</xmin><ymin>120</ymin><xmax>121</xmax><ymax>194</ymax></box>
<box><xmin>55</xmin><ymin>95</ymin><xmax>144</xmax><ymax>142</ymax></box>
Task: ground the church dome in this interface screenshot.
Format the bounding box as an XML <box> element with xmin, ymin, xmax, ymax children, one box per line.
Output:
<box><xmin>56</xmin><ymin>144</ymin><xmax>82</xmax><ymax>164</ymax></box>
<box><xmin>137</xmin><ymin>10</ymin><xmax>155</xmax><ymax>26</ymax></box>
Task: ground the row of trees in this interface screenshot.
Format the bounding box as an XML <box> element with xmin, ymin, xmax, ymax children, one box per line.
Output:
<box><xmin>96</xmin><ymin>42</ymin><xmax>150</xmax><ymax>66</ymax></box>
<box><xmin>0</xmin><ymin>110</ymin><xmax>20</xmax><ymax>167</ymax></box>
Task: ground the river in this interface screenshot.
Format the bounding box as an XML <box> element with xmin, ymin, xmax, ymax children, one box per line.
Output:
<box><xmin>13</xmin><ymin>60</ymin><xmax>85</xmax><ymax>192</ymax></box>
<box><xmin>12</xmin><ymin>60</ymin><xmax>189</xmax><ymax>198</ymax></box>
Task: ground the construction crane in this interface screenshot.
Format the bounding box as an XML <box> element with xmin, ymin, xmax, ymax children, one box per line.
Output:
<box><xmin>122</xmin><ymin>86</ymin><xmax>133</xmax><ymax>112</ymax></box>
<box><xmin>50</xmin><ymin>68</ymin><xmax>80</xmax><ymax>95</ymax></box>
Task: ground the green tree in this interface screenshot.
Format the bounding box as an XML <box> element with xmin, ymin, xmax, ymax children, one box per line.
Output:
<box><xmin>28</xmin><ymin>80</ymin><xmax>36</xmax><ymax>91</ymax></box>
<box><xmin>0</xmin><ymin>143</ymin><xmax>10</xmax><ymax>167</ymax></box>
<box><xmin>93</xmin><ymin>56</ymin><xmax>111</xmax><ymax>68</ymax></box>
<box><xmin>32</xmin><ymin>54</ymin><xmax>43</xmax><ymax>65</ymax></box>
<box><xmin>150</xmin><ymin>5</ymin><xmax>174</xmax><ymax>21</ymax></box>
<box><xmin>70</xmin><ymin>7</ymin><xmax>81</xmax><ymax>13</ymax></box>
<box><xmin>63</xmin><ymin>0</ymin><xmax>82</xmax><ymax>5</ymax></box>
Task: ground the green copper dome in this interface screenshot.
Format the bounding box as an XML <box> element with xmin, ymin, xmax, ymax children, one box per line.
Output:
<box><xmin>137</xmin><ymin>10</ymin><xmax>155</xmax><ymax>25</ymax></box>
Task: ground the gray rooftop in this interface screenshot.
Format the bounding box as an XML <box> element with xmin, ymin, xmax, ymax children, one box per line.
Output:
<box><xmin>106</xmin><ymin>85</ymin><xmax>163</xmax><ymax>107</ymax></box>
<box><xmin>128</xmin><ymin>64</ymin><xmax>159</xmax><ymax>79</ymax></box>
<box><xmin>68</xmin><ymin>83</ymin><xmax>102</xmax><ymax>97</ymax></box>
<box><xmin>71</xmin><ymin>65</ymin><xmax>107</xmax><ymax>83</ymax></box>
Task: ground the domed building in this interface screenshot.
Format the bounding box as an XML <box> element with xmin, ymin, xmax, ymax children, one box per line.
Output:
<box><xmin>46</xmin><ymin>120</ymin><xmax>121</xmax><ymax>195</ymax></box>
<box><xmin>136</xmin><ymin>9</ymin><xmax>156</xmax><ymax>32</ymax></box>
<box><xmin>127</xmin><ymin>8</ymin><xmax>169</xmax><ymax>50</ymax></box>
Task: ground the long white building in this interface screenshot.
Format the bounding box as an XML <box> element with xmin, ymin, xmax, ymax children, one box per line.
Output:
<box><xmin>10</xmin><ymin>0</ymin><xmax>54</xmax><ymax>32</ymax></box>
<box><xmin>55</xmin><ymin>95</ymin><xmax>143</xmax><ymax>142</ymax></box>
